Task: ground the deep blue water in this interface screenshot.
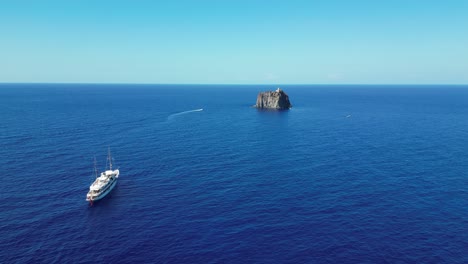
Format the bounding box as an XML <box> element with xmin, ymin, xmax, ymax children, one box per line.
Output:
<box><xmin>1</xmin><ymin>84</ymin><xmax>468</xmax><ymax>263</ymax></box>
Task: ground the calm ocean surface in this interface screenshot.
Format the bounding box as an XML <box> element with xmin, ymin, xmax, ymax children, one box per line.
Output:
<box><xmin>1</xmin><ymin>84</ymin><xmax>468</xmax><ymax>263</ymax></box>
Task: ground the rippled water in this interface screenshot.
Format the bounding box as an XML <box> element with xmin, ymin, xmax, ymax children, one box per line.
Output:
<box><xmin>1</xmin><ymin>84</ymin><xmax>468</xmax><ymax>263</ymax></box>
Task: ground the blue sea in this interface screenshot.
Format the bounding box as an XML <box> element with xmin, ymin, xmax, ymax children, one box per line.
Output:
<box><xmin>1</xmin><ymin>84</ymin><xmax>468</xmax><ymax>263</ymax></box>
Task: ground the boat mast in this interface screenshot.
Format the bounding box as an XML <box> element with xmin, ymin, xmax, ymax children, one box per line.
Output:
<box><xmin>94</xmin><ymin>156</ymin><xmax>98</xmax><ymax>178</ymax></box>
<box><xmin>108</xmin><ymin>147</ymin><xmax>112</xmax><ymax>170</ymax></box>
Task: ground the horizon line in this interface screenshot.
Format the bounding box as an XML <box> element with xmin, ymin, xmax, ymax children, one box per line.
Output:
<box><xmin>1</xmin><ymin>82</ymin><xmax>468</xmax><ymax>86</ymax></box>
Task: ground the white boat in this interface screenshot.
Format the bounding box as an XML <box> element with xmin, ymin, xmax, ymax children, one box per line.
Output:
<box><xmin>86</xmin><ymin>148</ymin><xmax>119</xmax><ymax>204</ymax></box>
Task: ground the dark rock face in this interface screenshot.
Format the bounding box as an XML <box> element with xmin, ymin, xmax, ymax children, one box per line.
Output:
<box><xmin>255</xmin><ymin>88</ymin><xmax>292</xmax><ymax>110</ymax></box>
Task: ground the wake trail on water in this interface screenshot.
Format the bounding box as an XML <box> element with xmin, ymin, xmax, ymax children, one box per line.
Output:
<box><xmin>167</xmin><ymin>108</ymin><xmax>203</xmax><ymax>121</ymax></box>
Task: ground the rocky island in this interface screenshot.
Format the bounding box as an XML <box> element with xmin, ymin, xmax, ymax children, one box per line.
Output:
<box><xmin>255</xmin><ymin>88</ymin><xmax>292</xmax><ymax>110</ymax></box>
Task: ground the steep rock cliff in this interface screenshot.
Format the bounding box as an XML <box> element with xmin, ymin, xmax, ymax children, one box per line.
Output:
<box><xmin>255</xmin><ymin>88</ymin><xmax>292</xmax><ymax>110</ymax></box>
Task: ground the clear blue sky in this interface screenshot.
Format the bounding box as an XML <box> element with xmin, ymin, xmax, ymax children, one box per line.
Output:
<box><xmin>1</xmin><ymin>0</ymin><xmax>467</xmax><ymax>84</ymax></box>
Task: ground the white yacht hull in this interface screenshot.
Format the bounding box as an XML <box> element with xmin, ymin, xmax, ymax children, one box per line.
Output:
<box><xmin>87</xmin><ymin>178</ymin><xmax>118</xmax><ymax>202</ymax></box>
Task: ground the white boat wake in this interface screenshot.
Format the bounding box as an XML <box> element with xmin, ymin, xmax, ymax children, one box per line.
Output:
<box><xmin>167</xmin><ymin>108</ymin><xmax>203</xmax><ymax>120</ymax></box>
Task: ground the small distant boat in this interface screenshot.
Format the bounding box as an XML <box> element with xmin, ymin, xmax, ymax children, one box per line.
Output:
<box><xmin>86</xmin><ymin>148</ymin><xmax>119</xmax><ymax>205</ymax></box>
